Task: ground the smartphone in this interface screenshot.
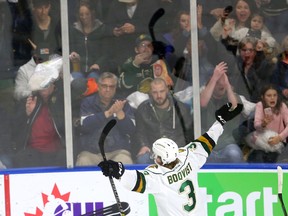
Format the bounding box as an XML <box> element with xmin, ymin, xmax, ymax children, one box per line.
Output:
<box><xmin>222</xmin><ymin>5</ymin><xmax>233</xmax><ymax>22</ymax></box>
<box><xmin>264</xmin><ymin>107</ymin><xmax>272</xmax><ymax>116</ymax></box>
<box><xmin>224</xmin><ymin>6</ymin><xmax>233</xmax><ymax>14</ymax></box>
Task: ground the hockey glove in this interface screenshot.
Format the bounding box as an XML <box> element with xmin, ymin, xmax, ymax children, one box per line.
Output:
<box><xmin>215</xmin><ymin>103</ymin><xmax>243</xmax><ymax>125</ymax></box>
<box><xmin>98</xmin><ymin>160</ymin><xmax>125</xmax><ymax>179</ymax></box>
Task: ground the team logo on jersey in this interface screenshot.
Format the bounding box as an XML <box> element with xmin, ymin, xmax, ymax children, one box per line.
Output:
<box><xmin>187</xmin><ymin>143</ymin><xmax>197</xmax><ymax>152</ymax></box>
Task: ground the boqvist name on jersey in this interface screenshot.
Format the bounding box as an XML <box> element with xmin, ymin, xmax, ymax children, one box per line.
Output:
<box><xmin>167</xmin><ymin>162</ymin><xmax>192</xmax><ymax>184</ymax></box>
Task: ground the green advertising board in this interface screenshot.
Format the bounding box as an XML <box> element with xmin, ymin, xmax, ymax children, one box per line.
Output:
<box><xmin>148</xmin><ymin>169</ymin><xmax>288</xmax><ymax>216</ymax></box>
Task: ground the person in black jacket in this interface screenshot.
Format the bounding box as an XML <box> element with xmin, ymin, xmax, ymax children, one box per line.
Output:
<box><xmin>30</xmin><ymin>0</ymin><xmax>61</xmax><ymax>60</ymax></box>
<box><xmin>12</xmin><ymin>78</ymin><xmax>66</xmax><ymax>168</ymax></box>
<box><xmin>134</xmin><ymin>77</ymin><xmax>194</xmax><ymax>164</ymax></box>
<box><xmin>104</xmin><ymin>0</ymin><xmax>159</xmax><ymax>66</ymax></box>
<box><xmin>69</xmin><ymin>0</ymin><xmax>108</xmax><ymax>79</ymax></box>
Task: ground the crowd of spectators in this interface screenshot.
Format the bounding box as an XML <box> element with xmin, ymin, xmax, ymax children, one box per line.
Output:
<box><xmin>1</xmin><ymin>0</ymin><xmax>288</xmax><ymax>168</ymax></box>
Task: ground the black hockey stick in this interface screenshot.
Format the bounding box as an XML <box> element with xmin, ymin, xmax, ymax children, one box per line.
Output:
<box><xmin>81</xmin><ymin>202</ymin><xmax>130</xmax><ymax>216</ymax></box>
<box><xmin>99</xmin><ymin>119</ymin><xmax>117</xmax><ymax>161</ymax></box>
<box><xmin>148</xmin><ymin>8</ymin><xmax>165</xmax><ymax>42</ymax></box>
<box><xmin>148</xmin><ymin>8</ymin><xmax>174</xmax><ymax>59</ymax></box>
<box><xmin>99</xmin><ymin>119</ymin><xmax>128</xmax><ymax>216</ymax></box>
<box><xmin>278</xmin><ymin>166</ymin><xmax>288</xmax><ymax>216</ymax></box>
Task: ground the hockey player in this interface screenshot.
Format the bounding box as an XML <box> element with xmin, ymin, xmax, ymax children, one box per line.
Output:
<box><xmin>98</xmin><ymin>102</ymin><xmax>243</xmax><ymax>216</ymax></box>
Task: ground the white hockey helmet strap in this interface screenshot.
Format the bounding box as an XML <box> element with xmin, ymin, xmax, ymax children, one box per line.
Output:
<box><xmin>152</xmin><ymin>138</ymin><xmax>179</xmax><ymax>165</ymax></box>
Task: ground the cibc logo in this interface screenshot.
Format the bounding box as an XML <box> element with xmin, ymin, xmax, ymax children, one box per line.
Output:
<box><xmin>24</xmin><ymin>184</ymin><xmax>103</xmax><ymax>216</ymax></box>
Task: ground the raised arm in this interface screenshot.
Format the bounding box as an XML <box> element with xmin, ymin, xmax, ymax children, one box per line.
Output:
<box><xmin>200</xmin><ymin>62</ymin><xmax>228</xmax><ymax>107</ymax></box>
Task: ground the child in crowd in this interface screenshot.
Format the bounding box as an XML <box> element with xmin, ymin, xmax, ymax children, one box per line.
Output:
<box><xmin>233</xmin><ymin>12</ymin><xmax>276</xmax><ymax>49</ymax></box>
<box><xmin>245</xmin><ymin>84</ymin><xmax>288</xmax><ymax>163</ymax></box>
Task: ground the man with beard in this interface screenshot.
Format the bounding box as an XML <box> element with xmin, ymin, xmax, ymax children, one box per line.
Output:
<box><xmin>134</xmin><ymin>78</ymin><xmax>194</xmax><ymax>164</ymax></box>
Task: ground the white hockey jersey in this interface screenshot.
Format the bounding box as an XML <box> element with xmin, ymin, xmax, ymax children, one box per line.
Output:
<box><xmin>120</xmin><ymin>121</ymin><xmax>224</xmax><ymax>216</ymax></box>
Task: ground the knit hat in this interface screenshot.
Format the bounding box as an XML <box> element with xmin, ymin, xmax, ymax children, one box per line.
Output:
<box><xmin>135</xmin><ymin>34</ymin><xmax>152</xmax><ymax>46</ymax></box>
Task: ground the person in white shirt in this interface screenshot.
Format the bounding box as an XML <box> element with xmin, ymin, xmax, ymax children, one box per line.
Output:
<box><xmin>99</xmin><ymin>102</ymin><xmax>243</xmax><ymax>216</ymax></box>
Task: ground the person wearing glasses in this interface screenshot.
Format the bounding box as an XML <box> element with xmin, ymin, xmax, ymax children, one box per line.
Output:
<box><xmin>76</xmin><ymin>72</ymin><xmax>136</xmax><ymax>166</ymax></box>
<box><xmin>230</xmin><ymin>36</ymin><xmax>274</xmax><ymax>103</ymax></box>
<box><xmin>118</xmin><ymin>34</ymin><xmax>159</xmax><ymax>97</ymax></box>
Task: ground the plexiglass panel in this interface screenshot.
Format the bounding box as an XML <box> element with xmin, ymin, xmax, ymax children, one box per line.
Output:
<box><xmin>0</xmin><ymin>0</ymin><xmax>288</xmax><ymax>169</ymax></box>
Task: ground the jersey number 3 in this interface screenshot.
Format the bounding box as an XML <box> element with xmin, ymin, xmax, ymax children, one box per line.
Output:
<box><xmin>179</xmin><ymin>180</ymin><xmax>196</xmax><ymax>212</ymax></box>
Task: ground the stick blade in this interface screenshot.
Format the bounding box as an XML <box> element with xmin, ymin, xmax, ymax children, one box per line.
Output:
<box><xmin>82</xmin><ymin>202</ymin><xmax>130</xmax><ymax>216</ymax></box>
<box><xmin>278</xmin><ymin>166</ymin><xmax>283</xmax><ymax>194</ymax></box>
<box><xmin>277</xmin><ymin>166</ymin><xmax>288</xmax><ymax>216</ymax></box>
<box><xmin>99</xmin><ymin>119</ymin><xmax>117</xmax><ymax>159</ymax></box>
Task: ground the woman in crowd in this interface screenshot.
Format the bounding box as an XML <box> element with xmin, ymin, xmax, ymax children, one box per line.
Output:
<box><xmin>230</xmin><ymin>37</ymin><xmax>274</xmax><ymax>103</ymax></box>
<box><xmin>210</xmin><ymin>0</ymin><xmax>257</xmax><ymax>42</ymax></box>
<box><xmin>246</xmin><ymin>84</ymin><xmax>288</xmax><ymax>163</ymax></box>
<box><xmin>69</xmin><ymin>0</ymin><xmax>107</xmax><ymax>79</ymax></box>
<box><xmin>162</xmin><ymin>10</ymin><xmax>191</xmax><ymax>58</ymax></box>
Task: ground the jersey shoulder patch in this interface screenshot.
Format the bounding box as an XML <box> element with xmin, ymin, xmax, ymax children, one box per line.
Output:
<box><xmin>186</xmin><ymin>142</ymin><xmax>197</xmax><ymax>151</ymax></box>
<box><xmin>179</xmin><ymin>143</ymin><xmax>197</xmax><ymax>154</ymax></box>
